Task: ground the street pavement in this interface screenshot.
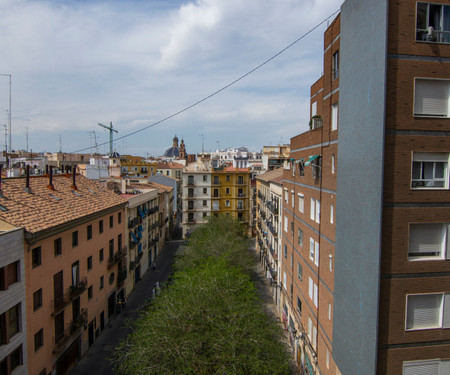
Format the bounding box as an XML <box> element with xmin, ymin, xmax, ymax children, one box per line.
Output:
<box><xmin>70</xmin><ymin>240</ymin><xmax>182</xmax><ymax>375</ymax></box>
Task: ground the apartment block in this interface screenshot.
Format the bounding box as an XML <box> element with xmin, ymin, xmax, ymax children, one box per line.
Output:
<box><xmin>255</xmin><ymin>168</ymin><xmax>283</xmax><ymax>308</ymax></box>
<box><xmin>181</xmin><ymin>160</ymin><xmax>250</xmax><ymax>238</ymax></box>
<box><xmin>0</xmin><ymin>226</ymin><xmax>27</xmax><ymax>375</ymax></box>
<box><xmin>281</xmin><ymin>0</ymin><xmax>450</xmax><ymax>374</ymax></box>
<box><xmin>0</xmin><ymin>169</ymin><xmax>127</xmax><ymax>375</ymax></box>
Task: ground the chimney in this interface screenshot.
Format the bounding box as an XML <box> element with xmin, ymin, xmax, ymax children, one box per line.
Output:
<box><xmin>24</xmin><ymin>165</ymin><xmax>32</xmax><ymax>193</ymax></box>
<box><xmin>47</xmin><ymin>166</ymin><xmax>55</xmax><ymax>190</ymax></box>
<box><xmin>45</xmin><ymin>165</ymin><xmax>49</xmax><ymax>176</ymax></box>
<box><xmin>71</xmin><ymin>166</ymin><xmax>77</xmax><ymax>190</ymax></box>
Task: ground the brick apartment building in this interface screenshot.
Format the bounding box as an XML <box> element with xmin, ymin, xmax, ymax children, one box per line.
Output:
<box><xmin>0</xmin><ymin>169</ymin><xmax>127</xmax><ymax>375</ymax></box>
<box><xmin>280</xmin><ymin>0</ymin><xmax>450</xmax><ymax>374</ymax></box>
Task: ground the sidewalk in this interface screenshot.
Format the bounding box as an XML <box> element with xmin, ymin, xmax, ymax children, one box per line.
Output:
<box><xmin>70</xmin><ymin>240</ymin><xmax>182</xmax><ymax>375</ymax></box>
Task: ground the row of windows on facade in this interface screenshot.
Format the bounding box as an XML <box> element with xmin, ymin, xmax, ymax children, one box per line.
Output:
<box><xmin>187</xmin><ymin>187</ymin><xmax>246</xmax><ymax>197</ymax></box>
<box><xmin>187</xmin><ymin>175</ymin><xmax>246</xmax><ymax>185</ymax></box>
<box><xmin>32</xmin><ymin>232</ymin><xmax>122</xmax><ymax>269</ymax></box>
<box><xmin>187</xmin><ymin>200</ymin><xmax>245</xmax><ymax>210</ymax></box>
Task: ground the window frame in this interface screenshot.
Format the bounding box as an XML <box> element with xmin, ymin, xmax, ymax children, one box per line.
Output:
<box><xmin>411</xmin><ymin>152</ymin><xmax>449</xmax><ymax>190</ymax></box>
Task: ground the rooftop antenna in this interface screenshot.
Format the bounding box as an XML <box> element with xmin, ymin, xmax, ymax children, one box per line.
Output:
<box><xmin>3</xmin><ymin>124</ymin><xmax>7</xmax><ymax>160</ymax></box>
<box><xmin>88</xmin><ymin>131</ymin><xmax>98</xmax><ymax>154</ymax></box>
<box><xmin>98</xmin><ymin>121</ymin><xmax>118</xmax><ymax>154</ymax></box>
<box><xmin>26</xmin><ymin>127</ymin><xmax>29</xmax><ymax>153</ymax></box>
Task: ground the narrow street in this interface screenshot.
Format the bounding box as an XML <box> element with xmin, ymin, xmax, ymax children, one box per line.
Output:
<box><xmin>70</xmin><ymin>240</ymin><xmax>181</xmax><ymax>375</ymax></box>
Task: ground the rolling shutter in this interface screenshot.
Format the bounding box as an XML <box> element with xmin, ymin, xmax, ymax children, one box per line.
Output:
<box><xmin>414</xmin><ymin>79</ymin><xmax>449</xmax><ymax>117</ymax></box>
<box><xmin>409</xmin><ymin>223</ymin><xmax>444</xmax><ymax>258</ymax></box>
<box><xmin>406</xmin><ymin>294</ymin><xmax>442</xmax><ymax>330</ymax></box>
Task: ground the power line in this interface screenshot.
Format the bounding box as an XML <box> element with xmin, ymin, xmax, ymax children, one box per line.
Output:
<box><xmin>71</xmin><ymin>9</ymin><xmax>340</xmax><ymax>154</ymax></box>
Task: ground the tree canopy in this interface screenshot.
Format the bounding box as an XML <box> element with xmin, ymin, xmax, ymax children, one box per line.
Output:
<box><xmin>112</xmin><ymin>216</ymin><xmax>291</xmax><ymax>375</ymax></box>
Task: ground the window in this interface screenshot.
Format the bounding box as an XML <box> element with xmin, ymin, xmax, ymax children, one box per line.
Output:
<box><xmin>409</xmin><ymin>223</ymin><xmax>449</xmax><ymax>260</ymax></box>
<box><xmin>203</xmin><ymin>175</ymin><xmax>207</xmax><ymax>182</ymax></box>
<box><xmin>330</xmin><ymin>204</ymin><xmax>334</xmax><ymax>224</ymax></box>
<box><xmin>99</xmin><ymin>248</ymin><xmax>104</xmax><ymax>262</ymax></box>
<box><xmin>311</xmin><ymin>101</ymin><xmax>317</xmax><ymax>117</ymax></box>
<box><xmin>328</xmin><ymin>303</ymin><xmax>332</xmax><ymax>320</ymax></box>
<box><xmin>226</xmin><ymin>175</ymin><xmax>230</xmax><ymax>181</ymax></box>
<box><xmin>188</xmin><ymin>175</ymin><xmax>194</xmax><ymax>185</ymax></box>
<box><xmin>326</xmin><ymin>348</ymin><xmax>330</xmax><ymax>369</ymax></box>
<box><xmin>284</xmin><ymin>245</ymin><xmax>287</xmax><ymax>259</ymax></box>
<box><xmin>290</xmin><ymin>222</ymin><xmax>294</xmax><ymax>236</ymax></box>
<box><xmin>291</xmin><ymin>191</ymin><xmax>294</xmax><ymax>208</ymax></box>
<box><xmin>72</xmin><ymin>231</ymin><xmax>78</xmax><ymax>247</ymax></box>
<box><xmin>33</xmin><ymin>289</ymin><xmax>42</xmax><ymax>311</ymax></box>
<box><xmin>188</xmin><ymin>201</ymin><xmax>194</xmax><ymax>210</ymax></box>
<box><xmin>213</xmin><ymin>201</ymin><xmax>219</xmax><ymax>210</ymax></box>
<box><xmin>332</xmin><ymin>50</ymin><xmax>339</xmax><ymax>79</ymax></box>
<box><xmin>310</xmin><ymin>198</ymin><xmax>320</xmax><ymax>223</ymax></box>
<box><xmin>283</xmin><ymin>272</ymin><xmax>287</xmax><ymax>289</ymax></box>
<box><xmin>10</xmin><ymin>345</ymin><xmax>22</xmax><ymax>371</ymax></box>
<box><xmin>109</xmin><ymin>239</ymin><xmax>114</xmax><ymax>259</ymax></box>
<box><xmin>188</xmin><ymin>188</ymin><xmax>194</xmax><ymax>198</ymax></box>
<box><xmin>88</xmin><ymin>285</ymin><xmax>93</xmax><ymax>300</ymax></box>
<box><xmin>118</xmin><ymin>212</ymin><xmax>122</xmax><ymax>224</ymax></box>
<box><xmin>213</xmin><ymin>188</ymin><xmax>219</xmax><ymax>198</ymax></box>
<box><xmin>109</xmin><ymin>215</ymin><xmax>113</xmax><ymax>228</ymax></box>
<box><xmin>8</xmin><ymin>304</ymin><xmax>20</xmax><ymax>339</ymax></box>
<box><xmin>297</xmin><ymin>297</ymin><xmax>302</xmax><ymax>314</ymax></box>
<box><xmin>310</xmin><ymin>238</ymin><xmax>319</xmax><ymax>266</ymax></box>
<box><xmin>298</xmin><ymin>228</ymin><xmax>303</xmax><ymax>247</ymax></box>
<box><xmin>34</xmin><ymin>329</ymin><xmax>44</xmax><ymax>351</ymax></box>
<box><xmin>203</xmin><ymin>200</ymin><xmax>207</xmax><ymax>206</ymax></box>
<box><xmin>284</xmin><ymin>216</ymin><xmax>288</xmax><ymax>232</ymax></box>
<box><xmin>203</xmin><ymin>212</ymin><xmax>208</xmax><ymax>218</ymax></box>
<box><xmin>100</xmin><ymin>276</ymin><xmax>104</xmax><ymax>290</ymax></box>
<box><xmin>403</xmin><ymin>359</ymin><xmax>450</xmax><ymax>375</ymax></box>
<box><xmin>87</xmin><ymin>225</ymin><xmax>93</xmax><ymax>240</ymax></box>
<box><xmin>213</xmin><ymin>176</ymin><xmax>219</xmax><ymax>185</ymax></box>
<box><xmin>99</xmin><ymin>220</ymin><xmax>104</xmax><ymax>234</ymax></box>
<box><xmin>332</xmin><ymin>154</ymin><xmax>336</xmax><ymax>174</ymax></box>
<box><xmin>54</xmin><ymin>237</ymin><xmax>62</xmax><ymax>256</ymax></box>
<box><xmin>297</xmin><ymin>262</ymin><xmax>302</xmax><ymax>281</ymax></box>
<box><xmin>331</xmin><ymin>103</ymin><xmax>338</xmax><ymax>131</ymax></box>
<box><xmin>237</xmin><ymin>176</ymin><xmax>244</xmax><ymax>185</ymax></box>
<box><xmin>416</xmin><ymin>2</ymin><xmax>450</xmax><ymax>43</ymax></box>
<box><xmin>298</xmin><ymin>161</ymin><xmax>305</xmax><ymax>176</ymax></box>
<box><xmin>225</xmin><ymin>200</ymin><xmax>230</xmax><ymax>207</ymax></box>
<box><xmin>414</xmin><ymin>79</ymin><xmax>449</xmax><ymax>117</ymax></box>
<box><xmin>285</xmin><ymin>189</ymin><xmax>288</xmax><ymax>204</ymax></box>
<box><xmin>203</xmin><ymin>188</ymin><xmax>207</xmax><ymax>194</ymax></box>
<box><xmin>0</xmin><ymin>261</ymin><xmax>19</xmax><ymax>290</ymax></box>
<box><xmin>311</xmin><ymin>156</ymin><xmax>322</xmax><ymax>179</ymax></box>
<box><xmin>329</xmin><ymin>254</ymin><xmax>333</xmax><ymax>272</ymax></box>
<box><xmin>412</xmin><ymin>152</ymin><xmax>448</xmax><ymax>189</ymax></box>
<box><xmin>298</xmin><ymin>193</ymin><xmax>304</xmax><ymax>213</ymax></box>
<box><xmin>406</xmin><ymin>293</ymin><xmax>450</xmax><ymax>330</ymax></box>
<box><xmin>226</xmin><ymin>187</ymin><xmax>230</xmax><ymax>194</ymax></box>
<box><xmin>87</xmin><ymin>256</ymin><xmax>93</xmax><ymax>270</ymax></box>
<box><xmin>32</xmin><ymin>246</ymin><xmax>41</xmax><ymax>268</ymax></box>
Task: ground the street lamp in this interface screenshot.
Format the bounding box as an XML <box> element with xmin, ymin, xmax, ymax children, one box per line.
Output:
<box><xmin>0</xmin><ymin>74</ymin><xmax>11</xmax><ymax>169</ymax></box>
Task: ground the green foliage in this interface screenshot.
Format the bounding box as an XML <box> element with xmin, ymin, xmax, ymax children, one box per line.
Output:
<box><xmin>112</xmin><ymin>216</ymin><xmax>291</xmax><ymax>375</ymax></box>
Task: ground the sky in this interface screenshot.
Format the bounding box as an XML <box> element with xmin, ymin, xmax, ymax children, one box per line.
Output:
<box><xmin>0</xmin><ymin>0</ymin><xmax>342</xmax><ymax>157</ymax></box>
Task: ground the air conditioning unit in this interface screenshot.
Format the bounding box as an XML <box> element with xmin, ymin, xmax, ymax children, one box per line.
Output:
<box><xmin>312</xmin><ymin>117</ymin><xmax>323</xmax><ymax>129</ymax></box>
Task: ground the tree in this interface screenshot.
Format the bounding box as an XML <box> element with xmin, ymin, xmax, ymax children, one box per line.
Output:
<box><xmin>112</xmin><ymin>216</ymin><xmax>291</xmax><ymax>375</ymax></box>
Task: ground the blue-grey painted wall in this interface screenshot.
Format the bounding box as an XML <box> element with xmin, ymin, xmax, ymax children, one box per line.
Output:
<box><xmin>149</xmin><ymin>174</ymin><xmax>178</xmax><ymax>212</ymax></box>
<box><xmin>333</xmin><ymin>0</ymin><xmax>388</xmax><ymax>374</ymax></box>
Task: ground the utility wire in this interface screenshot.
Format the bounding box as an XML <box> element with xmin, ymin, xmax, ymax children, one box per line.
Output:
<box><xmin>71</xmin><ymin>9</ymin><xmax>340</xmax><ymax>154</ymax></box>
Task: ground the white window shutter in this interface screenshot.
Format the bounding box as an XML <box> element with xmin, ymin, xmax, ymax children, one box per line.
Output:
<box><xmin>311</xmin><ymin>101</ymin><xmax>317</xmax><ymax>117</ymax></box>
<box><xmin>330</xmin><ymin>204</ymin><xmax>334</xmax><ymax>224</ymax></box>
<box><xmin>446</xmin><ymin>224</ymin><xmax>450</xmax><ymax>260</ymax></box>
<box><xmin>316</xmin><ymin>199</ymin><xmax>320</xmax><ymax>223</ymax></box>
<box><xmin>313</xmin><ymin>283</ymin><xmax>318</xmax><ymax>308</ymax></box>
<box><xmin>310</xmin><ymin>198</ymin><xmax>315</xmax><ymax>220</ymax></box>
<box><xmin>414</xmin><ymin>79</ymin><xmax>449</xmax><ymax>117</ymax></box>
<box><xmin>312</xmin><ymin>326</ymin><xmax>317</xmax><ymax>349</ymax></box>
<box><xmin>406</xmin><ymin>294</ymin><xmax>442</xmax><ymax>330</ymax></box>
<box><xmin>309</xmin><ymin>277</ymin><xmax>313</xmax><ymax>300</ymax></box>
<box><xmin>314</xmin><ymin>241</ymin><xmax>319</xmax><ymax>266</ymax></box>
<box><xmin>403</xmin><ymin>360</ymin><xmax>440</xmax><ymax>375</ymax></box>
<box><xmin>331</xmin><ymin>103</ymin><xmax>338</xmax><ymax>130</ymax></box>
<box><xmin>442</xmin><ymin>293</ymin><xmax>450</xmax><ymax>328</ymax></box>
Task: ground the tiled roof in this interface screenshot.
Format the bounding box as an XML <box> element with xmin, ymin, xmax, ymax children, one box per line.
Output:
<box><xmin>255</xmin><ymin>167</ymin><xmax>284</xmax><ymax>183</ymax></box>
<box><xmin>129</xmin><ymin>182</ymin><xmax>173</xmax><ymax>194</ymax></box>
<box><xmin>156</xmin><ymin>162</ymin><xmax>184</xmax><ymax>169</ymax></box>
<box><xmin>0</xmin><ymin>174</ymin><xmax>127</xmax><ymax>234</ymax></box>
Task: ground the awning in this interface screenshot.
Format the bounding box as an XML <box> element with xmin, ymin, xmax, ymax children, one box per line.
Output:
<box><xmin>305</xmin><ymin>155</ymin><xmax>320</xmax><ymax>166</ymax></box>
<box><xmin>138</xmin><ymin>243</ymin><xmax>142</xmax><ymax>254</ymax></box>
<box><xmin>138</xmin><ymin>206</ymin><xmax>145</xmax><ymax>218</ymax></box>
<box><xmin>137</xmin><ymin>230</ymin><xmax>142</xmax><ymax>239</ymax></box>
<box><xmin>138</xmin><ymin>225</ymin><xmax>143</xmax><ymax>233</ymax></box>
<box><xmin>130</xmin><ymin>231</ymin><xmax>138</xmax><ymax>243</ymax></box>
<box><xmin>294</xmin><ymin>158</ymin><xmax>305</xmax><ymax>164</ymax></box>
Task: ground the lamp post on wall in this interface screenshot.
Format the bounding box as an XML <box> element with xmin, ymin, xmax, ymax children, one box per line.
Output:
<box><xmin>0</xmin><ymin>74</ymin><xmax>11</xmax><ymax>169</ymax></box>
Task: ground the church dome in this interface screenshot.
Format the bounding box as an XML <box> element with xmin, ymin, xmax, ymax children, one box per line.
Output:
<box><xmin>109</xmin><ymin>150</ymin><xmax>120</xmax><ymax>158</ymax></box>
<box><xmin>163</xmin><ymin>146</ymin><xmax>180</xmax><ymax>158</ymax></box>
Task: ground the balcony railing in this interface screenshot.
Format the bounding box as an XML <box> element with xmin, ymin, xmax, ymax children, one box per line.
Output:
<box><xmin>51</xmin><ymin>277</ymin><xmax>87</xmax><ymax>315</ymax></box>
<box><xmin>53</xmin><ymin>308</ymin><xmax>88</xmax><ymax>352</ymax></box>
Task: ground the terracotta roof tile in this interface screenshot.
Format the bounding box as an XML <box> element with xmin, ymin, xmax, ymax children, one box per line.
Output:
<box><xmin>0</xmin><ymin>174</ymin><xmax>127</xmax><ymax>234</ymax></box>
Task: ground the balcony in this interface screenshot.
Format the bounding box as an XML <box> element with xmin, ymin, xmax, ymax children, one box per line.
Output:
<box><xmin>310</xmin><ymin>116</ymin><xmax>323</xmax><ymax>130</ymax></box>
<box><xmin>117</xmin><ymin>267</ymin><xmax>127</xmax><ymax>286</ymax></box>
<box><xmin>53</xmin><ymin>309</ymin><xmax>88</xmax><ymax>352</ymax></box>
<box><xmin>237</xmin><ymin>193</ymin><xmax>245</xmax><ymax>198</ymax></box>
<box><xmin>128</xmin><ymin>217</ymin><xmax>139</xmax><ymax>228</ymax></box>
<box><xmin>51</xmin><ymin>277</ymin><xmax>87</xmax><ymax>316</ymax></box>
<box><xmin>187</xmin><ymin>180</ymin><xmax>195</xmax><ymax>186</ymax></box>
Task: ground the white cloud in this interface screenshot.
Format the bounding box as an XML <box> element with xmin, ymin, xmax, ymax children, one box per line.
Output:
<box><xmin>0</xmin><ymin>0</ymin><xmax>343</xmax><ymax>155</ymax></box>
